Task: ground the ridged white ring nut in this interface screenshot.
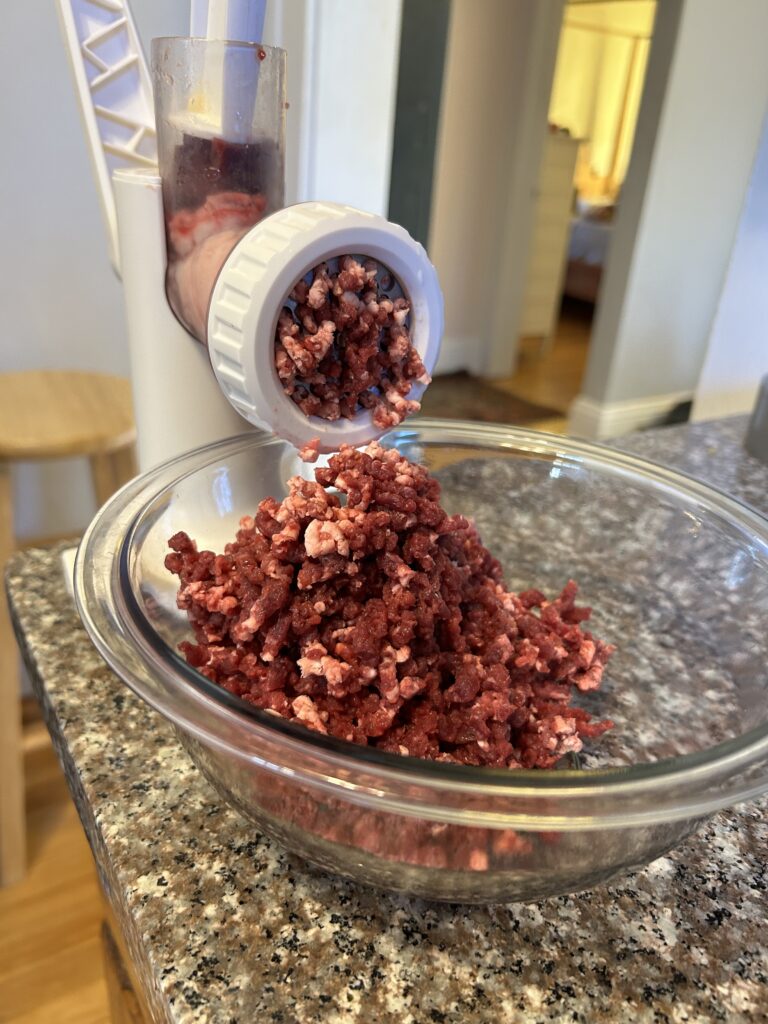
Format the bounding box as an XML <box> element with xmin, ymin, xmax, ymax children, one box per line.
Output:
<box><xmin>207</xmin><ymin>201</ymin><xmax>444</xmax><ymax>451</ymax></box>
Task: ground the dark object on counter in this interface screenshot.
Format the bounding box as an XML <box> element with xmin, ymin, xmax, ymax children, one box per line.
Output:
<box><xmin>745</xmin><ymin>375</ymin><xmax>768</xmax><ymax>465</ymax></box>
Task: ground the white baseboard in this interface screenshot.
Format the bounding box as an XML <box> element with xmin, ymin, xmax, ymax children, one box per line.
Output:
<box><xmin>568</xmin><ymin>390</ymin><xmax>692</xmax><ymax>440</ymax></box>
<box><xmin>691</xmin><ymin>384</ymin><xmax>760</xmax><ymax>422</ymax></box>
<box><xmin>434</xmin><ymin>335</ymin><xmax>476</xmax><ymax>375</ymax></box>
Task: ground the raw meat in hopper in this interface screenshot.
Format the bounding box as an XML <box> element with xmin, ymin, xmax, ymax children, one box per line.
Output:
<box><xmin>162</xmin><ymin>133</ymin><xmax>280</xmax><ymax>339</ymax></box>
<box><xmin>166</xmin><ymin>191</ymin><xmax>267</xmax><ymax>340</ymax></box>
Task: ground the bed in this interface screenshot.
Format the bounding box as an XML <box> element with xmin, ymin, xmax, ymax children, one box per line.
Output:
<box><xmin>562</xmin><ymin>200</ymin><xmax>616</xmax><ymax>305</ymax></box>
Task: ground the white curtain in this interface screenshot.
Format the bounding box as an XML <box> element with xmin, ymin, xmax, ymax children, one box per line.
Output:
<box><xmin>548</xmin><ymin>5</ymin><xmax>654</xmax><ymax>189</ymax></box>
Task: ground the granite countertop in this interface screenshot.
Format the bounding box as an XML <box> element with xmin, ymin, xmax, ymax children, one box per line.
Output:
<box><xmin>7</xmin><ymin>416</ymin><xmax>768</xmax><ymax>1024</ymax></box>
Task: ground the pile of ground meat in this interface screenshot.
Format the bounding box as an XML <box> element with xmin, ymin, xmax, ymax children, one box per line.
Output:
<box><xmin>275</xmin><ymin>257</ymin><xmax>431</xmax><ymax>429</ymax></box>
<box><xmin>167</xmin><ymin>442</ymin><xmax>614</xmax><ymax>770</ymax></box>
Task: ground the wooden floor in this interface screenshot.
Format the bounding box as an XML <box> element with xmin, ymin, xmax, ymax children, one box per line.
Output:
<box><xmin>0</xmin><ymin>741</ymin><xmax>109</xmax><ymax>1024</ymax></box>
<box><xmin>498</xmin><ymin>298</ymin><xmax>593</xmax><ymax>433</ymax></box>
<box><xmin>0</xmin><ymin>302</ymin><xmax>593</xmax><ymax>1023</ymax></box>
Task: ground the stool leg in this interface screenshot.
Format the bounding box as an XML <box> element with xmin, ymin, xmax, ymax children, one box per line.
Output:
<box><xmin>111</xmin><ymin>444</ymin><xmax>138</xmax><ymax>488</ymax></box>
<box><xmin>89</xmin><ymin>445</ymin><xmax>138</xmax><ymax>508</ymax></box>
<box><xmin>0</xmin><ymin>461</ymin><xmax>25</xmax><ymax>886</ymax></box>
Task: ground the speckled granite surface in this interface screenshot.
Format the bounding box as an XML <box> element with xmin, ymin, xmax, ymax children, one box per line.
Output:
<box><xmin>6</xmin><ymin>416</ymin><xmax>768</xmax><ymax>1024</ymax></box>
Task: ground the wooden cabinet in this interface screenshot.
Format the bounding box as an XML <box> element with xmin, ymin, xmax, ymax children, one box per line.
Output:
<box><xmin>520</xmin><ymin>133</ymin><xmax>581</xmax><ymax>345</ymax></box>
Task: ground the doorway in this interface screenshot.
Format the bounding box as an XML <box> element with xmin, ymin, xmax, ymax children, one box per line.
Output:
<box><xmin>388</xmin><ymin>0</ymin><xmax>659</xmax><ymax>433</ymax></box>
<box><xmin>505</xmin><ymin>0</ymin><xmax>659</xmax><ymax>431</ymax></box>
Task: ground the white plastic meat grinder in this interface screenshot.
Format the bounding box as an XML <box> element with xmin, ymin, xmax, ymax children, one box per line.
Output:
<box><xmin>58</xmin><ymin>0</ymin><xmax>443</xmax><ymax>470</ymax></box>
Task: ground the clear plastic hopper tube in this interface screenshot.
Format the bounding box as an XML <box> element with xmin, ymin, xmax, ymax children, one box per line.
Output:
<box><xmin>151</xmin><ymin>36</ymin><xmax>286</xmax><ymax>343</ymax></box>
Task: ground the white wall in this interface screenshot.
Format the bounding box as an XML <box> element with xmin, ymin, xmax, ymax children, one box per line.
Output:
<box><xmin>572</xmin><ymin>0</ymin><xmax>768</xmax><ymax>438</ymax></box>
<box><xmin>693</xmin><ymin>110</ymin><xmax>768</xmax><ymax>422</ymax></box>
<box><xmin>0</xmin><ymin>0</ymin><xmax>188</xmax><ymax>540</ymax></box>
<box><xmin>282</xmin><ymin>0</ymin><xmax>402</xmax><ymax>214</ymax></box>
<box><xmin>429</xmin><ymin>0</ymin><xmax>564</xmax><ymax>377</ymax></box>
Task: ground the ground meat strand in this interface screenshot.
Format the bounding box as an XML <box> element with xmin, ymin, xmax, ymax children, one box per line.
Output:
<box><xmin>297</xmin><ymin>438</ymin><xmax>320</xmax><ymax>463</ymax></box>
<box><xmin>167</xmin><ymin>442</ymin><xmax>614</xmax><ymax>770</ymax></box>
<box><xmin>275</xmin><ymin>258</ymin><xmax>431</xmax><ymax>429</ymax></box>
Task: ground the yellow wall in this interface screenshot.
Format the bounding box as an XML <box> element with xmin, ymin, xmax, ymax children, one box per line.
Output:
<box><xmin>549</xmin><ymin>0</ymin><xmax>657</xmax><ymax>194</ymax></box>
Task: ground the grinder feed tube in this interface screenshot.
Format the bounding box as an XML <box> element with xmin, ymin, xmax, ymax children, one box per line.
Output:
<box><xmin>152</xmin><ymin>37</ymin><xmax>286</xmax><ymax>342</ymax></box>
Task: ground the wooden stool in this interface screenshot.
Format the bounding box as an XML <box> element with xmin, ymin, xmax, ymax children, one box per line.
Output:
<box><xmin>0</xmin><ymin>371</ymin><xmax>136</xmax><ymax>886</ymax></box>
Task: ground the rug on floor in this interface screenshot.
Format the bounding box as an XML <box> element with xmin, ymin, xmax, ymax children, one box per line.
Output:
<box><xmin>419</xmin><ymin>371</ymin><xmax>561</xmax><ymax>425</ymax></box>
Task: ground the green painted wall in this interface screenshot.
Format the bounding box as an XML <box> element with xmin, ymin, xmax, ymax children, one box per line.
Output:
<box><xmin>388</xmin><ymin>0</ymin><xmax>452</xmax><ymax>247</ymax></box>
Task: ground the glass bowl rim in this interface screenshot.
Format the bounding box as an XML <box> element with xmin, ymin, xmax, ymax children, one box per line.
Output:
<box><xmin>75</xmin><ymin>420</ymin><xmax>768</xmax><ymax>812</ymax></box>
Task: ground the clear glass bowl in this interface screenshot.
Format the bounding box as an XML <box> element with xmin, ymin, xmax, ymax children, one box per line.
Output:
<box><xmin>75</xmin><ymin>421</ymin><xmax>768</xmax><ymax>903</ymax></box>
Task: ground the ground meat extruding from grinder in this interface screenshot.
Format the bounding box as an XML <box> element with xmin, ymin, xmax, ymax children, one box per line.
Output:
<box><xmin>167</xmin><ymin>442</ymin><xmax>614</xmax><ymax>770</ymax></box>
<box><xmin>297</xmin><ymin>438</ymin><xmax>320</xmax><ymax>464</ymax></box>
<box><xmin>275</xmin><ymin>257</ymin><xmax>431</xmax><ymax>429</ymax></box>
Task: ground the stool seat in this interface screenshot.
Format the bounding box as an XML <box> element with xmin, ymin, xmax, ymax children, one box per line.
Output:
<box><xmin>0</xmin><ymin>371</ymin><xmax>135</xmax><ymax>460</ymax></box>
